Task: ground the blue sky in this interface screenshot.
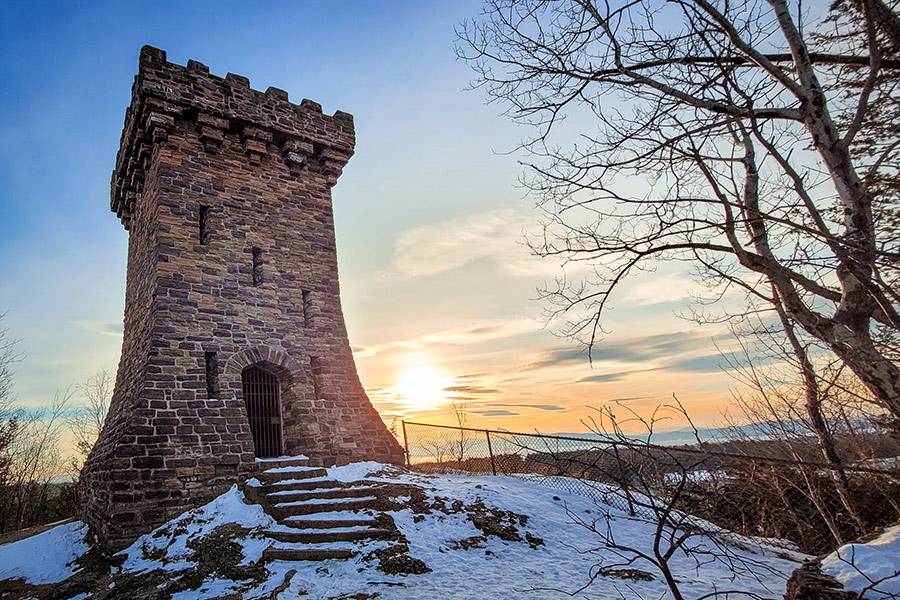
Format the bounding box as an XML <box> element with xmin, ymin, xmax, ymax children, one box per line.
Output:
<box><xmin>0</xmin><ymin>1</ymin><xmax>748</xmax><ymax>433</ymax></box>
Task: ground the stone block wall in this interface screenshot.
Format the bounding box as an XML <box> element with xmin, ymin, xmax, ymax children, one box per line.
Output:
<box><xmin>78</xmin><ymin>46</ymin><xmax>404</xmax><ymax>550</ymax></box>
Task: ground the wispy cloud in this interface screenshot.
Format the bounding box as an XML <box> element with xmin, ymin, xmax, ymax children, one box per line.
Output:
<box><xmin>74</xmin><ymin>320</ymin><xmax>123</xmax><ymax>337</ymax></box>
<box><xmin>491</xmin><ymin>402</ymin><xmax>565</xmax><ymax>411</ymax></box>
<box><xmin>474</xmin><ymin>409</ymin><xmax>520</xmax><ymax>417</ymax></box>
<box><xmin>383</xmin><ymin>208</ymin><xmax>578</xmax><ymax>279</ymax></box>
<box><xmin>456</xmin><ymin>372</ymin><xmax>491</xmax><ymax>381</ymax></box>
<box><xmin>665</xmin><ymin>350</ymin><xmax>776</xmax><ymax>373</ymax></box>
<box><xmin>573</xmin><ymin>348</ymin><xmax>779</xmax><ymax>383</ymax></box>
<box><xmin>445</xmin><ymin>384</ymin><xmax>501</xmax><ymax>395</ymax></box>
<box><xmin>606</xmin><ymin>396</ymin><xmax>649</xmax><ymax>403</ymax></box>
<box><xmin>528</xmin><ymin>330</ymin><xmax>712</xmax><ymax>369</ymax></box>
<box><xmin>620</xmin><ymin>274</ymin><xmax>700</xmax><ymax>306</ymax></box>
<box><xmin>353</xmin><ymin>318</ymin><xmax>542</xmax><ymax>359</ymax></box>
<box><xmin>578</xmin><ymin>368</ymin><xmax>661</xmax><ymax>383</ymax></box>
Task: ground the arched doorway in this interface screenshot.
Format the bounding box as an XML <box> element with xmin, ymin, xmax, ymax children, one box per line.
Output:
<box><xmin>241</xmin><ymin>364</ymin><xmax>283</xmax><ymax>458</ymax></box>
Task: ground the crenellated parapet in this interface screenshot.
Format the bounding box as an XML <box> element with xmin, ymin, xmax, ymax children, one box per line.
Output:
<box><xmin>111</xmin><ymin>45</ymin><xmax>356</xmax><ymax>228</ymax></box>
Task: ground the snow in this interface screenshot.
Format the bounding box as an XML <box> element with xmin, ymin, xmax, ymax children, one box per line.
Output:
<box><xmin>284</xmin><ymin>510</ymin><xmax>376</xmax><ymax>522</ymax></box>
<box><xmin>821</xmin><ymin>525</ymin><xmax>900</xmax><ymax>598</ymax></box>
<box><xmin>121</xmin><ymin>484</ymin><xmax>275</xmax><ymax>573</ymax></box>
<box><xmin>268</xmin><ymin>486</ymin><xmax>374</xmax><ymax>496</ymax></box>
<box><xmin>356</xmin><ymin>472</ymin><xmax>801</xmax><ymax>600</ymax></box>
<box><xmin>262</xmin><ymin>464</ymin><xmax>321</xmax><ymax>473</ymax></box>
<box><xmin>327</xmin><ymin>460</ymin><xmax>392</xmax><ymax>482</ymax></box>
<box><xmin>854</xmin><ymin>456</ymin><xmax>900</xmax><ymax>471</ymax></box>
<box><xmin>227</xmin><ymin>464</ymin><xmax>808</xmax><ymax>598</ymax></box>
<box><xmin>274</xmin><ymin>495</ymin><xmax>377</xmax><ymax>507</ymax></box>
<box><xmin>662</xmin><ymin>469</ymin><xmax>730</xmax><ymax>485</ymax></box>
<box><xmin>0</xmin><ymin>463</ymin><xmax>825</xmax><ymax>598</ymax></box>
<box><xmin>269</xmin><ymin>540</ymin><xmax>373</xmax><ymax>551</ymax></box>
<box><xmin>266</xmin><ymin>524</ymin><xmax>375</xmax><ymax>534</ymax></box>
<box><xmin>0</xmin><ymin>521</ymin><xmax>89</xmax><ymax>584</ymax></box>
<box><xmin>255</xmin><ymin>454</ymin><xmax>308</xmax><ymax>462</ymax></box>
<box><xmin>263</xmin><ymin>476</ymin><xmax>332</xmax><ymax>486</ymax></box>
<box><xmin>170</xmin><ymin>578</ymin><xmax>243</xmax><ymax>600</ymax></box>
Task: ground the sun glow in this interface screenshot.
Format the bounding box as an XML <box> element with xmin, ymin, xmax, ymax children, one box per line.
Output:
<box><xmin>393</xmin><ymin>364</ymin><xmax>453</xmax><ymax>411</ymax></box>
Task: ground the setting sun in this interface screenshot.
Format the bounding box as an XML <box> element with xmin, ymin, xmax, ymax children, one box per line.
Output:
<box><xmin>393</xmin><ymin>365</ymin><xmax>453</xmax><ymax>411</ymax></box>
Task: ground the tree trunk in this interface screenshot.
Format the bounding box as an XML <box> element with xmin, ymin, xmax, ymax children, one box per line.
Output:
<box><xmin>772</xmin><ymin>1</ymin><xmax>900</xmax><ymax>421</ymax></box>
<box><xmin>828</xmin><ymin>327</ymin><xmax>900</xmax><ymax>424</ymax></box>
<box><xmin>772</xmin><ymin>289</ymin><xmax>866</xmax><ymax>534</ymax></box>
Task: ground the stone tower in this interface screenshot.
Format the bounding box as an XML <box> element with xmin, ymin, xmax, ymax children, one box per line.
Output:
<box><xmin>79</xmin><ymin>46</ymin><xmax>403</xmax><ymax>549</ymax></box>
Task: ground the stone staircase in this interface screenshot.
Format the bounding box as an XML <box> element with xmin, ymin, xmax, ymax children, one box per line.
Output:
<box><xmin>247</xmin><ymin>456</ymin><xmax>394</xmax><ymax>562</ymax></box>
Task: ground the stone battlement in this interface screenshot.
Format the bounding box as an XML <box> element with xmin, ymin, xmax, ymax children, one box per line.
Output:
<box><xmin>111</xmin><ymin>45</ymin><xmax>355</xmax><ymax>228</ymax></box>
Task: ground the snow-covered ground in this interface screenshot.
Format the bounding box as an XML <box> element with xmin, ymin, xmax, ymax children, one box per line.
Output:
<box><xmin>0</xmin><ymin>462</ymin><xmax>839</xmax><ymax>599</ymax></box>
<box><xmin>821</xmin><ymin>525</ymin><xmax>900</xmax><ymax>598</ymax></box>
<box><xmin>0</xmin><ymin>521</ymin><xmax>89</xmax><ymax>585</ymax></box>
<box><xmin>120</xmin><ymin>485</ymin><xmax>275</xmax><ymax>575</ymax></box>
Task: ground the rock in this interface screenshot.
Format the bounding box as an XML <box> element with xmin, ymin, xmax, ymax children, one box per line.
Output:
<box><xmin>784</xmin><ymin>562</ymin><xmax>857</xmax><ymax>600</ymax></box>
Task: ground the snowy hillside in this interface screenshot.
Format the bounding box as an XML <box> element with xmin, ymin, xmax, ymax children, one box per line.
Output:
<box><xmin>822</xmin><ymin>525</ymin><xmax>900</xmax><ymax>598</ymax></box>
<box><xmin>0</xmin><ymin>462</ymin><xmax>812</xmax><ymax>599</ymax></box>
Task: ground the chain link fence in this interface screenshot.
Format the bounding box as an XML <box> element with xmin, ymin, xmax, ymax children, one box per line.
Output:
<box><xmin>401</xmin><ymin>420</ymin><xmax>900</xmax><ymax>555</ymax></box>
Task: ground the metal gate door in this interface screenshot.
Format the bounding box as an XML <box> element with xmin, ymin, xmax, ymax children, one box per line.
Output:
<box><xmin>241</xmin><ymin>365</ymin><xmax>282</xmax><ymax>458</ymax></box>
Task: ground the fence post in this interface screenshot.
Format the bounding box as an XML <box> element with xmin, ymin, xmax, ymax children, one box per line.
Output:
<box><xmin>486</xmin><ymin>430</ymin><xmax>497</xmax><ymax>476</ymax></box>
<box><xmin>401</xmin><ymin>420</ymin><xmax>411</xmax><ymax>467</ymax></box>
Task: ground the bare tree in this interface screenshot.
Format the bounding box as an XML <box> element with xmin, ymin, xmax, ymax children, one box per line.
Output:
<box><xmin>0</xmin><ymin>314</ymin><xmax>79</xmax><ymax>532</ymax></box>
<box><xmin>0</xmin><ymin>317</ymin><xmax>22</xmax><ymax>497</ymax></box>
<box><xmin>727</xmin><ymin>306</ymin><xmax>866</xmax><ymax>535</ymax></box>
<box><xmin>457</xmin><ymin>0</ymin><xmax>900</xmax><ymax>421</ymax></box>
<box><xmin>450</xmin><ymin>399</ymin><xmax>470</xmax><ymax>462</ymax></box>
<box><xmin>820</xmin><ymin>0</ymin><xmax>900</xmax><ymax>254</ymax></box>
<box><xmin>421</xmin><ymin>436</ymin><xmax>456</xmax><ymax>467</ymax></box>
<box><xmin>0</xmin><ymin>388</ymin><xmax>73</xmax><ymax>532</ymax></box>
<box><xmin>527</xmin><ymin>402</ymin><xmax>789</xmax><ymax>599</ymax></box>
<box><xmin>719</xmin><ymin>320</ymin><xmax>900</xmax><ymax>548</ymax></box>
<box><xmin>70</xmin><ymin>369</ymin><xmax>112</xmax><ymax>464</ymax></box>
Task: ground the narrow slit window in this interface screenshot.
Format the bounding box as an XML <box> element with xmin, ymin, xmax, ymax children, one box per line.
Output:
<box><xmin>251</xmin><ymin>247</ymin><xmax>263</xmax><ymax>286</ymax></box>
<box><xmin>302</xmin><ymin>290</ymin><xmax>312</xmax><ymax>328</ymax></box>
<box><xmin>205</xmin><ymin>351</ymin><xmax>219</xmax><ymax>398</ymax></box>
<box><xmin>310</xmin><ymin>356</ymin><xmax>323</xmax><ymax>400</ymax></box>
<box><xmin>198</xmin><ymin>205</ymin><xmax>210</xmax><ymax>244</ymax></box>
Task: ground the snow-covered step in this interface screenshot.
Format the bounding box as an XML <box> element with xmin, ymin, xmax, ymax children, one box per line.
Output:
<box><xmin>255</xmin><ymin>455</ymin><xmax>310</xmax><ymax>470</ymax></box>
<box><xmin>255</xmin><ymin>477</ymin><xmax>337</xmax><ymax>493</ymax></box>
<box><xmin>255</xmin><ymin>454</ymin><xmax>309</xmax><ymax>463</ymax></box>
<box><xmin>268</xmin><ymin>497</ymin><xmax>381</xmax><ymax>518</ymax></box>
<box><xmin>284</xmin><ymin>510</ymin><xmax>375</xmax><ymax>521</ymax></box>
<box><xmin>259</xmin><ymin>467</ymin><xmax>328</xmax><ymax>483</ymax></box>
<box><xmin>274</xmin><ymin>495</ymin><xmax>378</xmax><ymax>509</ymax></box>
<box><xmin>266</xmin><ymin>486</ymin><xmax>349</xmax><ymax>497</ymax></box>
<box><xmin>262</xmin><ymin>545</ymin><xmax>355</xmax><ymax>562</ymax></box>
<box><xmin>267</xmin><ymin>523</ymin><xmax>374</xmax><ymax>534</ymax></box>
<box><xmin>264</xmin><ymin>526</ymin><xmax>392</xmax><ymax>544</ymax></box>
<box><xmin>281</xmin><ymin>517</ymin><xmax>378</xmax><ymax>529</ymax></box>
<box><xmin>264</xmin><ymin>485</ymin><xmax>383</xmax><ymax>503</ymax></box>
<box><xmin>281</xmin><ymin>510</ymin><xmax>378</xmax><ymax>529</ymax></box>
<box><xmin>263</xmin><ymin>465</ymin><xmax>321</xmax><ymax>474</ymax></box>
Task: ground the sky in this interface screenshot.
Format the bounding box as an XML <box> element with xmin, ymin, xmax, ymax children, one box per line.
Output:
<box><xmin>0</xmin><ymin>1</ymin><xmax>754</xmax><ymax>438</ymax></box>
